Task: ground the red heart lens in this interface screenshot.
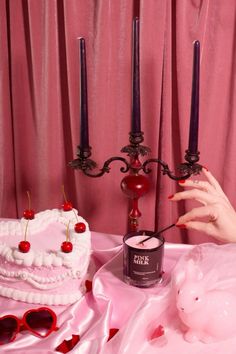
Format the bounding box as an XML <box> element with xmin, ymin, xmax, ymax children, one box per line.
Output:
<box><xmin>25</xmin><ymin>309</ymin><xmax>55</xmax><ymax>337</ymax></box>
<box><xmin>0</xmin><ymin>308</ymin><xmax>57</xmax><ymax>345</ymax></box>
<box><xmin>0</xmin><ymin>316</ymin><xmax>18</xmax><ymax>344</ymax></box>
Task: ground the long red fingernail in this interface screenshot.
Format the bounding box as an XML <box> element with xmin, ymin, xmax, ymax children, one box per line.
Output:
<box><xmin>176</xmin><ymin>224</ymin><xmax>186</xmax><ymax>228</ymax></box>
<box><xmin>202</xmin><ymin>166</ymin><xmax>208</xmax><ymax>171</ymax></box>
<box><xmin>179</xmin><ymin>180</ymin><xmax>186</xmax><ymax>184</ymax></box>
<box><xmin>168</xmin><ymin>194</ymin><xmax>174</xmax><ymax>199</ymax></box>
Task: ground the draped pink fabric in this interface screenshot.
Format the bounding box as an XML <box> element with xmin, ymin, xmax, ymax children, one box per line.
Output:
<box><xmin>1</xmin><ymin>0</ymin><xmax>236</xmax><ymax>244</ymax></box>
<box><xmin>2</xmin><ymin>232</ymin><xmax>236</xmax><ymax>353</ymax></box>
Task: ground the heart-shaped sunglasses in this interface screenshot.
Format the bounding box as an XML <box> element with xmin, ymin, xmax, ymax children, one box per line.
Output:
<box><xmin>0</xmin><ymin>307</ymin><xmax>58</xmax><ymax>345</ymax></box>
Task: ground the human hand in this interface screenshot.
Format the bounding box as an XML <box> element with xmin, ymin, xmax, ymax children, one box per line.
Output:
<box><xmin>169</xmin><ymin>167</ymin><xmax>236</xmax><ymax>243</ymax></box>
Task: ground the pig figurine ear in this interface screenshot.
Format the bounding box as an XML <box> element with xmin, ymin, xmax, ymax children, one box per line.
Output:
<box><xmin>185</xmin><ymin>259</ymin><xmax>203</xmax><ymax>281</ymax></box>
<box><xmin>187</xmin><ymin>245</ymin><xmax>203</xmax><ymax>263</ymax></box>
<box><xmin>202</xmin><ymin>269</ymin><xmax>218</xmax><ymax>291</ymax></box>
<box><xmin>173</xmin><ymin>259</ymin><xmax>201</xmax><ymax>289</ymax></box>
<box><xmin>173</xmin><ymin>268</ymin><xmax>186</xmax><ymax>289</ymax></box>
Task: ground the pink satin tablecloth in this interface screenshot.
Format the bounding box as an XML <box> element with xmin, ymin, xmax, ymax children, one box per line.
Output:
<box><xmin>1</xmin><ymin>233</ymin><xmax>236</xmax><ymax>354</ymax></box>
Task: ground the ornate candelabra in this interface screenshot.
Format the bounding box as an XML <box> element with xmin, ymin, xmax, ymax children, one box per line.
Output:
<box><xmin>70</xmin><ymin>19</ymin><xmax>202</xmax><ymax>232</ymax></box>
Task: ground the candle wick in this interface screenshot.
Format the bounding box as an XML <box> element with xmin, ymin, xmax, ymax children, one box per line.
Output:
<box><xmin>136</xmin><ymin>232</ymin><xmax>146</xmax><ymax>246</ymax></box>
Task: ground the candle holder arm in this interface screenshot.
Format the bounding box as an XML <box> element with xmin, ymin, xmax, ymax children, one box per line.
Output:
<box><xmin>142</xmin><ymin>158</ymin><xmax>202</xmax><ymax>180</ymax></box>
<box><xmin>69</xmin><ymin>143</ymin><xmax>202</xmax><ymax>179</ymax></box>
<box><xmin>69</xmin><ymin>146</ymin><xmax>130</xmax><ymax>177</ymax></box>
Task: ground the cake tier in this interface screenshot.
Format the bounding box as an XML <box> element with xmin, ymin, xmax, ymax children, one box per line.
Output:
<box><xmin>0</xmin><ymin>208</ymin><xmax>91</xmax><ymax>305</ymax></box>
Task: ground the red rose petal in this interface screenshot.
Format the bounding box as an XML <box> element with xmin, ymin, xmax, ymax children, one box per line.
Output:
<box><xmin>55</xmin><ymin>334</ymin><xmax>80</xmax><ymax>353</ymax></box>
<box><xmin>107</xmin><ymin>328</ymin><xmax>119</xmax><ymax>341</ymax></box>
<box><xmin>85</xmin><ymin>280</ymin><xmax>92</xmax><ymax>292</ymax></box>
<box><xmin>55</xmin><ymin>340</ymin><xmax>70</xmax><ymax>353</ymax></box>
<box><xmin>67</xmin><ymin>334</ymin><xmax>80</xmax><ymax>349</ymax></box>
<box><xmin>150</xmin><ymin>325</ymin><xmax>165</xmax><ymax>340</ymax></box>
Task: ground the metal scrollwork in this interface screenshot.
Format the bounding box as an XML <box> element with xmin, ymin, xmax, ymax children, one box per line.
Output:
<box><xmin>69</xmin><ymin>132</ymin><xmax>202</xmax><ymax>179</ymax></box>
<box><xmin>69</xmin><ymin>155</ymin><xmax>130</xmax><ymax>178</ymax></box>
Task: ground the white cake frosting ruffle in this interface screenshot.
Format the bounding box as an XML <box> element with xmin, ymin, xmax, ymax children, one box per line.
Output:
<box><xmin>0</xmin><ymin>208</ymin><xmax>91</xmax><ymax>268</ymax></box>
<box><xmin>0</xmin><ymin>208</ymin><xmax>91</xmax><ymax>305</ymax></box>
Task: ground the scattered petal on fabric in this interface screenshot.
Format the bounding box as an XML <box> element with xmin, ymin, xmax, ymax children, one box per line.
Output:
<box><xmin>107</xmin><ymin>328</ymin><xmax>119</xmax><ymax>341</ymax></box>
<box><xmin>150</xmin><ymin>325</ymin><xmax>165</xmax><ymax>340</ymax></box>
<box><xmin>55</xmin><ymin>334</ymin><xmax>80</xmax><ymax>353</ymax></box>
<box><xmin>85</xmin><ymin>280</ymin><xmax>93</xmax><ymax>292</ymax></box>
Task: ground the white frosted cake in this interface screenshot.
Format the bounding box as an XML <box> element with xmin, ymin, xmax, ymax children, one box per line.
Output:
<box><xmin>0</xmin><ymin>208</ymin><xmax>91</xmax><ymax>305</ymax></box>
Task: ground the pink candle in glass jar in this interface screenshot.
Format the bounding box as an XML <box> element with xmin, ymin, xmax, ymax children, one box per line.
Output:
<box><xmin>123</xmin><ymin>230</ymin><xmax>164</xmax><ymax>288</ymax></box>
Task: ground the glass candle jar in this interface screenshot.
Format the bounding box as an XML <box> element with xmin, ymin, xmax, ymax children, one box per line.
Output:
<box><xmin>123</xmin><ymin>230</ymin><xmax>164</xmax><ymax>288</ymax></box>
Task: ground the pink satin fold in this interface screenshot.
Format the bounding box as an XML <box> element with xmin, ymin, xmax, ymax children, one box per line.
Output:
<box><xmin>2</xmin><ymin>233</ymin><xmax>236</xmax><ymax>353</ymax></box>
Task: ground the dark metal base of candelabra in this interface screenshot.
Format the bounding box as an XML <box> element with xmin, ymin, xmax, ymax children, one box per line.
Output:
<box><xmin>69</xmin><ymin>131</ymin><xmax>202</xmax><ymax>232</ymax></box>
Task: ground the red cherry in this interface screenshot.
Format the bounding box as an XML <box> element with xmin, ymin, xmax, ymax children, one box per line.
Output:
<box><xmin>61</xmin><ymin>241</ymin><xmax>73</xmax><ymax>253</ymax></box>
<box><xmin>23</xmin><ymin>209</ymin><xmax>35</xmax><ymax>220</ymax></box>
<box><xmin>18</xmin><ymin>241</ymin><xmax>31</xmax><ymax>253</ymax></box>
<box><xmin>62</xmin><ymin>202</ymin><xmax>73</xmax><ymax>211</ymax></box>
<box><xmin>74</xmin><ymin>222</ymin><xmax>86</xmax><ymax>233</ymax></box>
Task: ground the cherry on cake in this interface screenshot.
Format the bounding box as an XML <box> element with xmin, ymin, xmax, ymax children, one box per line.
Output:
<box><xmin>0</xmin><ymin>208</ymin><xmax>91</xmax><ymax>305</ymax></box>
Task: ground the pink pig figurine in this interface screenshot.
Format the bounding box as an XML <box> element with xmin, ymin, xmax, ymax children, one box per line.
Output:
<box><xmin>175</xmin><ymin>259</ymin><xmax>236</xmax><ymax>343</ymax></box>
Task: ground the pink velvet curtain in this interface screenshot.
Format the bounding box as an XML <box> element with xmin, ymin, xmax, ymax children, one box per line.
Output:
<box><xmin>1</xmin><ymin>0</ymin><xmax>236</xmax><ymax>244</ymax></box>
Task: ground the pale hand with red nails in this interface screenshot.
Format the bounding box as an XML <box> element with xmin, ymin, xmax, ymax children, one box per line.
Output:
<box><xmin>170</xmin><ymin>167</ymin><xmax>236</xmax><ymax>243</ymax></box>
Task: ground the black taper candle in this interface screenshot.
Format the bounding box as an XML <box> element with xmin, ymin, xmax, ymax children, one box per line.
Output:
<box><xmin>131</xmin><ymin>17</ymin><xmax>141</xmax><ymax>134</ymax></box>
<box><xmin>188</xmin><ymin>40</ymin><xmax>200</xmax><ymax>155</ymax></box>
<box><xmin>79</xmin><ymin>37</ymin><xmax>89</xmax><ymax>150</ymax></box>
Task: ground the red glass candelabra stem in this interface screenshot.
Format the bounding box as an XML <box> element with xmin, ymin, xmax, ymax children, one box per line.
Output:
<box><xmin>120</xmin><ymin>155</ymin><xmax>149</xmax><ymax>232</ymax></box>
<box><xmin>129</xmin><ymin>197</ymin><xmax>141</xmax><ymax>232</ymax></box>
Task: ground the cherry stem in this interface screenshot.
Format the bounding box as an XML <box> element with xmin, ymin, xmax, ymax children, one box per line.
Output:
<box><xmin>27</xmin><ymin>191</ymin><xmax>31</xmax><ymax>210</ymax></box>
<box><xmin>62</xmin><ymin>185</ymin><xmax>68</xmax><ymax>203</ymax></box>
<box><xmin>72</xmin><ymin>209</ymin><xmax>79</xmax><ymax>221</ymax></box>
<box><xmin>24</xmin><ymin>220</ymin><xmax>29</xmax><ymax>241</ymax></box>
<box><xmin>66</xmin><ymin>222</ymin><xmax>70</xmax><ymax>242</ymax></box>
